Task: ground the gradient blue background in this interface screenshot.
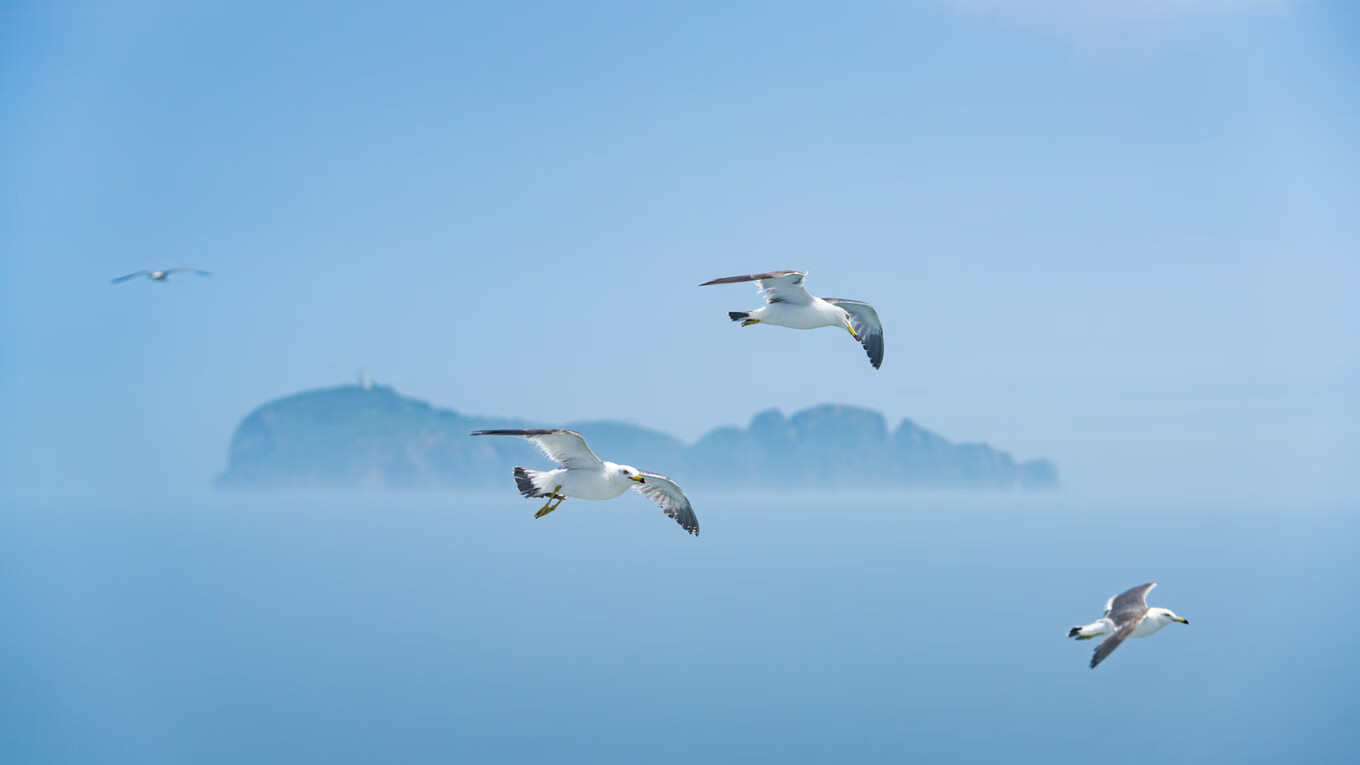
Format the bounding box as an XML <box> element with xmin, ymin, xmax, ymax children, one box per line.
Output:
<box><xmin>1</xmin><ymin>2</ymin><xmax>1358</xmax><ymax>762</ymax></box>
<box><xmin>2</xmin><ymin>0</ymin><xmax>1356</xmax><ymax>499</ymax></box>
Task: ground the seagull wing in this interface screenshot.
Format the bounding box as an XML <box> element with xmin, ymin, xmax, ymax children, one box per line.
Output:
<box><xmin>1089</xmin><ymin>582</ymin><xmax>1155</xmax><ymax>668</ymax></box>
<box><xmin>166</xmin><ymin>268</ymin><xmax>212</xmax><ymax>277</ymax></box>
<box><xmin>635</xmin><ymin>472</ymin><xmax>699</xmax><ymax>536</ymax></box>
<box><xmin>1089</xmin><ymin>618</ymin><xmax>1140</xmax><ymax>669</ymax></box>
<box><xmin>1105</xmin><ymin>583</ymin><xmax>1156</xmax><ymax>621</ymax></box>
<box><xmin>700</xmin><ymin>270</ymin><xmax>812</xmax><ymax>305</ymax></box>
<box><xmin>824</xmin><ymin>298</ymin><xmax>884</xmax><ymax>369</ymax></box>
<box><xmin>471</xmin><ymin>429</ymin><xmax>604</xmax><ymax>469</ymax></box>
<box><xmin>111</xmin><ymin>271</ymin><xmax>151</xmax><ymax>284</ymax></box>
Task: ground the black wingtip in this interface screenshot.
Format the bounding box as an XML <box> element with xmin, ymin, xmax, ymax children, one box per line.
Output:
<box><xmin>867</xmin><ymin>337</ymin><xmax>884</xmax><ymax>369</ymax></box>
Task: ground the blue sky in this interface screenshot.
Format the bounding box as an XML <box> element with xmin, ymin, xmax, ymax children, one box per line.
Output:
<box><xmin>1</xmin><ymin>0</ymin><xmax>1356</xmax><ymax>498</ymax></box>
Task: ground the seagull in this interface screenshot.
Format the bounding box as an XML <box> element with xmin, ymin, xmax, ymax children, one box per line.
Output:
<box><xmin>111</xmin><ymin>268</ymin><xmax>211</xmax><ymax>284</ymax></box>
<box><xmin>471</xmin><ymin>429</ymin><xmax>699</xmax><ymax>536</ymax></box>
<box><xmin>699</xmin><ymin>270</ymin><xmax>884</xmax><ymax>369</ymax></box>
<box><xmin>1068</xmin><ymin>583</ymin><xmax>1189</xmax><ymax>669</ymax></box>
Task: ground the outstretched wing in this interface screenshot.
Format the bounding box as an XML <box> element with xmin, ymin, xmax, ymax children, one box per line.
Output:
<box><xmin>824</xmin><ymin>298</ymin><xmax>884</xmax><ymax>369</ymax></box>
<box><xmin>635</xmin><ymin>472</ymin><xmax>699</xmax><ymax>536</ymax></box>
<box><xmin>166</xmin><ymin>268</ymin><xmax>211</xmax><ymax>277</ymax></box>
<box><xmin>700</xmin><ymin>270</ymin><xmax>812</xmax><ymax>306</ymax></box>
<box><xmin>1105</xmin><ymin>583</ymin><xmax>1156</xmax><ymax>621</ymax></box>
<box><xmin>1090</xmin><ymin>619</ymin><xmax>1140</xmax><ymax>669</ymax></box>
<box><xmin>471</xmin><ymin>429</ymin><xmax>604</xmax><ymax>469</ymax></box>
<box><xmin>111</xmin><ymin>271</ymin><xmax>150</xmax><ymax>284</ymax></box>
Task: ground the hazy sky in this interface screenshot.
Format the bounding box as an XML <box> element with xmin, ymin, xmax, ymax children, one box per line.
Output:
<box><xmin>1</xmin><ymin>1</ymin><xmax>1356</xmax><ymax>498</ymax></box>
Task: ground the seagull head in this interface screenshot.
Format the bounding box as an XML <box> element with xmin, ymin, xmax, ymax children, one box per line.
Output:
<box><xmin>1151</xmin><ymin>608</ymin><xmax>1189</xmax><ymax>625</ymax></box>
<box><xmin>842</xmin><ymin>312</ymin><xmax>858</xmax><ymax>338</ymax></box>
<box><xmin>614</xmin><ymin>464</ymin><xmax>646</xmax><ymax>484</ymax></box>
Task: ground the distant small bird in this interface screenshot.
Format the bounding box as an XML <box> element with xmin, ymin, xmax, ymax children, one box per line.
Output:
<box><xmin>472</xmin><ymin>429</ymin><xmax>699</xmax><ymax>536</ymax></box>
<box><xmin>1069</xmin><ymin>583</ymin><xmax>1189</xmax><ymax>669</ymax></box>
<box><xmin>700</xmin><ymin>270</ymin><xmax>884</xmax><ymax>369</ymax></box>
<box><xmin>111</xmin><ymin>268</ymin><xmax>211</xmax><ymax>284</ymax></box>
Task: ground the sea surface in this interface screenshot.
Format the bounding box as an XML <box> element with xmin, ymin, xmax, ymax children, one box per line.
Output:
<box><xmin>1</xmin><ymin>492</ymin><xmax>1356</xmax><ymax>763</ymax></box>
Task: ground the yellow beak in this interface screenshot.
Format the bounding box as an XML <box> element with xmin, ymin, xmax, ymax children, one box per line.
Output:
<box><xmin>847</xmin><ymin>324</ymin><xmax>858</xmax><ymax>339</ymax></box>
<box><xmin>631</xmin><ymin>475</ymin><xmax>646</xmax><ymax>483</ymax></box>
<box><xmin>1174</xmin><ymin>617</ymin><xmax>1189</xmax><ymax>624</ymax></box>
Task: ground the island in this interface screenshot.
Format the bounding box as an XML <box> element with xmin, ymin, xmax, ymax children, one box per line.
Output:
<box><xmin>216</xmin><ymin>383</ymin><xmax>1059</xmax><ymax>491</ymax></box>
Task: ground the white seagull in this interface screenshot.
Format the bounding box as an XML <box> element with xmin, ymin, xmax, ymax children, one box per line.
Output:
<box><xmin>700</xmin><ymin>270</ymin><xmax>884</xmax><ymax>369</ymax></box>
<box><xmin>1069</xmin><ymin>583</ymin><xmax>1190</xmax><ymax>669</ymax></box>
<box><xmin>472</xmin><ymin>429</ymin><xmax>699</xmax><ymax>536</ymax></box>
<box><xmin>111</xmin><ymin>268</ymin><xmax>211</xmax><ymax>284</ymax></box>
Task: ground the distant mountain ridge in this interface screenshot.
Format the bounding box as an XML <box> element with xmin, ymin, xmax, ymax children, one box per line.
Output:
<box><xmin>217</xmin><ymin>384</ymin><xmax>1058</xmax><ymax>491</ymax></box>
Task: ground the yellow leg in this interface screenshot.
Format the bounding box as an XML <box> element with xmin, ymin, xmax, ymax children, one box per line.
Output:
<box><xmin>535</xmin><ymin>487</ymin><xmax>565</xmax><ymax>518</ymax></box>
<box><xmin>741</xmin><ymin>319</ymin><xmax>760</xmax><ymax>327</ymax></box>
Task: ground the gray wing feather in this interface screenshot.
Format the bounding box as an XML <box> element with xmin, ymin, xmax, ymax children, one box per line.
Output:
<box><xmin>166</xmin><ymin>268</ymin><xmax>211</xmax><ymax>277</ymax></box>
<box><xmin>635</xmin><ymin>472</ymin><xmax>699</xmax><ymax>536</ymax></box>
<box><xmin>471</xmin><ymin>429</ymin><xmax>604</xmax><ymax>469</ymax></box>
<box><xmin>824</xmin><ymin>298</ymin><xmax>884</xmax><ymax>369</ymax></box>
<box><xmin>1090</xmin><ymin>619</ymin><xmax>1140</xmax><ymax>669</ymax></box>
<box><xmin>111</xmin><ymin>271</ymin><xmax>150</xmax><ymax>284</ymax></box>
<box><xmin>1106</xmin><ymin>583</ymin><xmax>1156</xmax><ymax>622</ymax></box>
<box><xmin>699</xmin><ymin>270</ymin><xmax>803</xmax><ymax>286</ymax></box>
<box><xmin>701</xmin><ymin>270</ymin><xmax>812</xmax><ymax>306</ymax></box>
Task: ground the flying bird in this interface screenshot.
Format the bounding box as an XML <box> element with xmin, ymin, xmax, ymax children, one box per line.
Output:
<box><xmin>471</xmin><ymin>429</ymin><xmax>699</xmax><ymax>536</ymax></box>
<box><xmin>1068</xmin><ymin>583</ymin><xmax>1189</xmax><ymax>669</ymax></box>
<box><xmin>111</xmin><ymin>268</ymin><xmax>211</xmax><ymax>284</ymax></box>
<box><xmin>700</xmin><ymin>270</ymin><xmax>884</xmax><ymax>369</ymax></box>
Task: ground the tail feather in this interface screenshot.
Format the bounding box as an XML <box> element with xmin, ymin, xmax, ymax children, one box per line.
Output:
<box><xmin>728</xmin><ymin>311</ymin><xmax>749</xmax><ymax>322</ymax></box>
<box><xmin>1068</xmin><ymin>626</ymin><xmax>1081</xmax><ymax>638</ymax></box>
<box><xmin>513</xmin><ymin>467</ymin><xmax>549</xmax><ymax>498</ymax></box>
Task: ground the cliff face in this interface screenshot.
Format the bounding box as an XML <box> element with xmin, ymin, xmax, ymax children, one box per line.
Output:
<box><xmin>217</xmin><ymin>384</ymin><xmax>1058</xmax><ymax>491</ymax></box>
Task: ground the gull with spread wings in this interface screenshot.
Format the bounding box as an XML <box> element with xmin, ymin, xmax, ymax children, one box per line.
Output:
<box><xmin>111</xmin><ymin>268</ymin><xmax>212</xmax><ymax>284</ymax></box>
<box><xmin>700</xmin><ymin>270</ymin><xmax>884</xmax><ymax>369</ymax></box>
<box><xmin>471</xmin><ymin>429</ymin><xmax>699</xmax><ymax>536</ymax></box>
<box><xmin>1068</xmin><ymin>583</ymin><xmax>1190</xmax><ymax>669</ymax></box>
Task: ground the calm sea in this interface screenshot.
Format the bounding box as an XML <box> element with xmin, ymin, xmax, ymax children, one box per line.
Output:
<box><xmin>1</xmin><ymin>492</ymin><xmax>1356</xmax><ymax>763</ymax></box>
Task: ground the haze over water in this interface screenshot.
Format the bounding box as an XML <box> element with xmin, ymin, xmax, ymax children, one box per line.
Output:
<box><xmin>2</xmin><ymin>492</ymin><xmax>1356</xmax><ymax>763</ymax></box>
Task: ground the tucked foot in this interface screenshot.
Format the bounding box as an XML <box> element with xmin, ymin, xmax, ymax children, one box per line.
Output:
<box><xmin>741</xmin><ymin>319</ymin><xmax>760</xmax><ymax>327</ymax></box>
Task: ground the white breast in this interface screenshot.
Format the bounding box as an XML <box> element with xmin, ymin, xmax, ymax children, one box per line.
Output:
<box><xmin>558</xmin><ymin>467</ymin><xmax>631</xmax><ymax>501</ymax></box>
<box><xmin>1130</xmin><ymin>614</ymin><xmax>1170</xmax><ymax>639</ymax></box>
<box><xmin>759</xmin><ymin>298</ymin><xmax>845</xmax><ymax>330</ymax></box>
